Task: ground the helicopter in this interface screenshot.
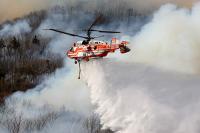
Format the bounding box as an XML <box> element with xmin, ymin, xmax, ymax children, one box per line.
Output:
<box><xmin>45</xmin><ymin>15</ymin><xmax>131</xmax><ymax>79</ymax></box>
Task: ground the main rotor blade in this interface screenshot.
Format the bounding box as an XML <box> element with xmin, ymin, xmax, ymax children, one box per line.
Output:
<box><xmin>90</xmin><ymin>29</ymin><xmax>121</xmax><ymax>33</ymax></box>
<box><xmin>88</xmin><ymin>15</ymin><xmax>103</xmax><ymax>31</ymax></box>
<box><xmin>44</xmin><ymin>29</ymin><xmax>88</xmax><ymax>39</ymax></box>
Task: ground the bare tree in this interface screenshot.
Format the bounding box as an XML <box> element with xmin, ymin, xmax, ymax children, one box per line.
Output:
<box><xmin>0</xmin><ymin>106</ymin><xmax>23</xmax><ymax>133</ymax></box>
<box><xmin>83</xmin><ymin>114</ymin><xmax>114</xmax><ymax>133</ymax></box>
<box><xmin>0</xmin><ymin>104</ymin><xmax>59</xmax><ymax>133</ymax></box>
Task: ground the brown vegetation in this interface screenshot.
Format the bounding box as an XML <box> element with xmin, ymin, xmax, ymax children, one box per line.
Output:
<box><xmin>0</xmin><ymin>35</ymin><xmax>63</xmax><ymax>103</ymax></box>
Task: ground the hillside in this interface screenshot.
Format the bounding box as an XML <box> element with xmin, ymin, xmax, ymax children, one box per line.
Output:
<box><xmin>0</xmin><ymin>10</ymin><xmax>64</xmax><ymax>103</ymax></box>
<box><xmin>0</xmin><ymin>4</ymin><xmax>146</xmax><ymax>103</ymax></box>
<box><xmin>0</xmin><ymin>4</ymin><xmax>147</xmax><ymax>133</ymax></box>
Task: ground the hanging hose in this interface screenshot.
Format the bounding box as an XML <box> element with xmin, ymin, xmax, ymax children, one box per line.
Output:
<box><xmin>78</xmin><ymin>60</ymin><xmax>81</xmax><ymax>79</ymax></box>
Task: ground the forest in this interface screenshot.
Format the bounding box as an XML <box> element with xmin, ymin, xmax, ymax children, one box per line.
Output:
<box><xmin>0</xmin><ymin>10</ymin><xmax>63</xmax><ymax>103</ymax></box>
<box><xmin>0</xmin><ymin>2</ymin><xmax>146</xmax><ymax>103</ymax></box>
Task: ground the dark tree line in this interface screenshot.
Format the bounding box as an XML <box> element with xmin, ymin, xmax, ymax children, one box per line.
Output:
<box><xmin>0</xmin><ymin>35</ymin><xmax>63</xmax><ymax>103</ymax></box>
<box><xmin>0</xmin><ymin>106</ymin><xmax>114</xmax><ymax>133</ymax></box>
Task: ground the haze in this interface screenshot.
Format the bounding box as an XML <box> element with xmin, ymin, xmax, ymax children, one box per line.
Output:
<box><xmin>0</xmin><ymin>0</ymin><xmax>198</xmax><ymax>23</ymax></box>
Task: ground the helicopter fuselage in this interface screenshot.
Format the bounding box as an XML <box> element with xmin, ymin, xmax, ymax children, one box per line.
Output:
<box><xmin>67</xmin><ymin>38</ymin><xmax>130</xmax><ymax>62</ymax></box>
<box><xmin>45</xmin><ymin>15</ymin><xmax>130</xmax><ymax>79</ymax></box>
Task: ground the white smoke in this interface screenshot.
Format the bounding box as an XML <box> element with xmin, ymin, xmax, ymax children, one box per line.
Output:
<box><xmin>6</xmin><ymin>61</ymin><xmax>91</xmax><ymax>115</ymax></box>
<box><xmin>82</xmin><ymin>60</ymin><xmax>200</xmax><ymax>133</ymax></box>
<box><xmin>0</xmin><ymin>8</ymin><xmax>93</xmax><ymax>133</ymax></box>
<box><xmin>127</xmin><ymin>3</ymin><xmax>200</xmax><ymax>74</ymax></box>
<box><xmin>0</xmin><ymin>60</ymin><xmax>92</xmax><ymax>133</ymax></box>
<box><xmin>0</xmin><ymin>20</ymin><xmax>32</xmax><ymax>37</ymax></box>
<box><xmin>81</xmin><ymin>2</ymin><xmax>200</xmax><ymax>133</ymax></box>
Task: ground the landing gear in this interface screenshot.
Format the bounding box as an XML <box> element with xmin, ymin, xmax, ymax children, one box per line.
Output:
<box><xmin>85</xmin><ymin>57</ymin><xmax>89</xmax><ymax>62</ymax></box>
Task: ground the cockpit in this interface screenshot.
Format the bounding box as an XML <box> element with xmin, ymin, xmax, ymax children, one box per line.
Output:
<box><xmin>69</xmin><ymin>47</ymin><xmax>74</xmax><ymax>52</ymax></box>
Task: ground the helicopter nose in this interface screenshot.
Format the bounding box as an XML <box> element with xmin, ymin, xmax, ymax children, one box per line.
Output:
<box><xmin>66</xmin><ymin>51</ymin><xmax>70</xmax><ymax>56</ymax></box>
<box><xmin>66</xmin><ymin>51</ymin><xmax>73</xmax><ymax>58</ymax></box>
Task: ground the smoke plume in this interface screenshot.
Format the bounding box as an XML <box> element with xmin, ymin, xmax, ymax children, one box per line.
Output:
<box><xmin>81</xmin><ymin>2</ymin><xmax>200</xmax><ymax>133</ymax></box>
<box><xmin>128</xmin><ymin>3</ymin><xmax>200</xmax><ymax>74</ymax></box>
<box><xmin>0</xmin><ymin>20</ymin><xmax>31</xmax><ymax>37</ymax></box>
<box><xmin>0</xmin><ymin>0</ymin><xmax>198</xmax><ymax>23</ymax></box>
<box><xmin>83</xmin><ymin>60</ymin><xmax>200</xmax><ymax>133</ymax></box>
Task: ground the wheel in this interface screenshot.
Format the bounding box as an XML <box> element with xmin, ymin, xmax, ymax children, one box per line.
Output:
<box><xmin>75</xmin><ymin>60</ymin><xmax>77</xmax><ymax>64</ymax></box>
<box><xmin>85</xmin><ymin>58</ymin><xmax>89</xmax><ymax>62</ymax></box>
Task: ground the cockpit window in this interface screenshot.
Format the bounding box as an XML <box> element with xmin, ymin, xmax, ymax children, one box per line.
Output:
<box><xmin>70</xmin><ymin>47</ymin><xmax>73</xmax><ymax>52</ymax></box>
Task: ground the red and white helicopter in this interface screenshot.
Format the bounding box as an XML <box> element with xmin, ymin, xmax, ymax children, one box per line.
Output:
<box><xmin>45</xmin><ymin>16</ymin><xmax>130</xmax><ymax>79</ymax></box>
